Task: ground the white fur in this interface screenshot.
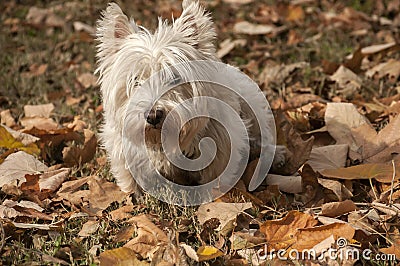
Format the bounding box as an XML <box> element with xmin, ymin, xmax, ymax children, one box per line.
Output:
<box><xmin>95</xmin><ymin>1</ymin><xmax>278</xmax><ymax>193</ymax></box>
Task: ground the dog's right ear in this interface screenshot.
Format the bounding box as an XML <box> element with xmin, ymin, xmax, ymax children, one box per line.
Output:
<box><xmin>96</xmin><ymin>3</ymin><xmax>138</xmax><ymax>57</ymax></box>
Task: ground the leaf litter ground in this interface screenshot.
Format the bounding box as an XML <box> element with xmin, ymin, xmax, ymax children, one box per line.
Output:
<box><xmin>0</xmin><ymin>0</ymin><xmax>400</xmax><ymax>265</ymax></box>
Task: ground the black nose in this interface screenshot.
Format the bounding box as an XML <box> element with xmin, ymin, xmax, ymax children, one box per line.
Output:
<box><xmin>146</xmin><ymin>108</ymin><xmax>164</xmax><ymax>126</ymax></box>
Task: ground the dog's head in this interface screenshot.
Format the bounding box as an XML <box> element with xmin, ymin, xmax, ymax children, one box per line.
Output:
<box><xmin>96</xmin><ymin>1</ymin><xmax>218</xmax><ymax>155</ymax></box>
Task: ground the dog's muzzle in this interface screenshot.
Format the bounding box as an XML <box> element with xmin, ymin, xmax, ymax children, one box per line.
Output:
<box><xmin>146</xmin><ymin>108</ymin><xmax>165</xmax><ymax>126</ymax></box>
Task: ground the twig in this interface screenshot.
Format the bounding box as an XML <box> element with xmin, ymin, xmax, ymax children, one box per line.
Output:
<box><xmin>389</xmin><ymin>160</ymin><xmax>396</xmax><ymax>205</ymax></box>
<box><xmin>369</xmin><ymin>178</ymin><xmax>378</xmax><ymax>201</ymax></box>
<box><xmin>0</xmin><ymin>219</ymin><xmax>5</xmax><ymax>253</ymax></box>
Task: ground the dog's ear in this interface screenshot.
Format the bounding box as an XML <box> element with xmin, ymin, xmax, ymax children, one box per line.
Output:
<box><xmin>173</xmin><ymin>0</ymin><xmax>216</xmax><ymax>56</ymax></box>
<box><xmin>96</xmin><ymin>3</ymin><xmax>138</xmax><ymax>56</ymax></box>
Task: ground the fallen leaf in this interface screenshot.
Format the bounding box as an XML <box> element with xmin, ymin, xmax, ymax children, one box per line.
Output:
<box><xmin>320</xmin><ymin>162</ymin><xmax>400</xmax><ymax>183</ymax></box>
<box><xmin>0</xmin><ymin>109</ymin><xmax>16</xmax><ymax>127</ymax></box>
<box><xmin>325</xmin><ymin>103</ymin><xmax>372</xmax><ymax>160</ymax></box>
<box><xmin>21</xmin><ymin>117</ymin><xmax>58</xmax><ymax>131</ymax></box>
<box><xmin>197</xmin><ymin>202</ymin><xmax>252</xmax><ymax>234</ymax></box>
<box><xmin>259</xmin><ymin>62</ymin><xmax>309</xmax><ymax>87</ymax></box>
<box><xmin>124</xmin><ymin>215</ymin><xmax>168</xmax><ymax>259</ymax></box>
<box><xmin>78</xmin><ymin>220</ymin><xmax>100</xmax><ymax>237</ymax></box>
<box><xmin>114</xmin><ymin>226</ymin><xmax>135</xmax><ymax>242</ymax></box>
<box><xmin>361</xmin><ymin>42</ymin><xmax>399</xmax><ymax>56</ymax></box>
<box><xmin>73</xmin><ymin>21</ymin><xmax>95</xmax><ymax>34</ymax></box>
<box><xmin>180</xmin><ymin>243</ymin><xmax>199</xmax><ymax>262</ymax></box>
<box><xmin>0</xmin><ymin>151</ymin><xmax>48</xmax><ymax>188</ymax></box>
<box><xmin>77</xmin><ymin>73</ymin><xmax>97</xmax><ymax>89</ymax></box>
<box><xmin>317</xmin><ymin>177</ymin><xmax>353</xmax><ymax>201</ymax></box>
<box><xmin>217</xmin><ymin>38</ymin><xmax>246</xmax><ymax>58</ymax></box>
<box><xmin>285</xmin><ymin>5</ymin><xmax>304</xmax><ymax>21</ymax></box>
<box><xmin>292</xmin><ymin>222</ymin><xmax>355</xmax><ymax>251</ymax></box>
<box><xmin>265</xmin><ymin>174</ymin><xmax>302</xmax><ymax>193</ymax></box>
<box><xmin>366</xmin><ymin>59</ymin><xmax>400</xmax><ymax>82</ymax></box>
<box><xmin>26</xmin><ymin>6</ymin><xmax>65</xmax><ymax>28</ymax></box>
<box><xmin>307</xmin><ymin>144</ymin><xmax>348</xmax><ymax>171</ymax></box>
<box><xmin>24</xmin><ymin>104</ymin><xmax>55</xmax><ymax>118</ymax></box>
<box><xmin>0</xmin><ymin>125</ymin><xmax>40</xmax><ymax>155</ymax></box>
<box><xmin>379</xmin><ymin>239</ymin><xmax>400</xmax><ymax>260</ymax></box>
<box><xmin>62</xmin><ymin>129</ymin><xmax>97</xmax><ymax>166</ymax></box>
<box><xmin>197</xmin><ymin>246</ymin><xmax>224</xmax><ymax>262</ymax></box>
<box><xmin>330</xmin><ymin>65</ymin><xmax>362</xmax><ymax>95</ymax></box>
<box><xmin>321</xmin><ymin>200</ymin><xmax>357</xmax><ymax>217</ymax></box>
<box><xmin>100</xmin><ymin>247</ymin><xmax>148</xmax><ymax>266</ymax></box>
<box><xmin>110</xmin><ymin>205</ymin><xmax>135</xmax><ymax>221</ymax></box>
<box><xmin>87</xmin><ymin>176</ymin><xmax>127</xmax><ymax>212</ymax></box>
<box><xmin>233</xmin><ymin>21</ymin><xmax>277</xmax><ymax>35</ymax></box>
<box><xmin>39</xmin><ymin>168</ymin><xmax>70</xmax><ymax>191</ymax></box>
<box><xmin>259</xmin><ymin>210</ymin><xmax>317</xmax><ymax>250</ymax></box>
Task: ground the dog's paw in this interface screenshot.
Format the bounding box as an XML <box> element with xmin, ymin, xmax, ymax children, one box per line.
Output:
<box><xmin>271</xmin><ymin>145</ymin><xmax>288</xmax><ymax>171</ymax></box>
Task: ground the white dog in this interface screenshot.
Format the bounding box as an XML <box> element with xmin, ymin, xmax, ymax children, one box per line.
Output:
<box><xmin>95</xmin><ymin>0</ymin><xmax>285</xmax><ymax>195</ymax></box>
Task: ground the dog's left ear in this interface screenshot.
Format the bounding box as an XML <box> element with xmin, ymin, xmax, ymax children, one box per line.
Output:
<box><xmin>96</xmin><ymin>3</ymin><xmax>139</xmax><ymax>57</ymax></box>
<box><xmin>173</xmin><ymin>0</ymin><xmax>216</xmax><ymax>56</ymax></box>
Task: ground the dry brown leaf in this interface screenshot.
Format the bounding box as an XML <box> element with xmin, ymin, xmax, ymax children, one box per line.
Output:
<box><xmin>21</xmin><ymin>117</ymin><xmax>58</xmax><ymax>131</ymax></box>
<box><xmin>180</xmin><ymin>243</ymin><xmax>199</xmax><ymax>262</ymax></box>
<box><xmin>233</xmin><ymin>21</ymin><xmax>277</xmax><ymax>35</ymax></box>
<box><xmin>307</xmin><ymin>144</ymin><xmax>348</xmax><ymax>171</ymax></box>
<box><xmin>78</xmin><ymin>220</ymin><xmax>100</xmax><ymax>237</ymax></box>
<box><xmin>259</xmin><ymin>62</ymin><xmax>309</xmax><ymax>87</ymax></box>
<box><xmin>361</xmin><ymin>42</ymin><xmax>399</xmax><ymax>55</ymax></box>
<box><xmin>265</xmin><ymin>174</ymin><xmax>302</xmax><ymax>193</ymax></box>
<box><xmin>217</xmin><ymin>38</ymin><xmax>246</xmax><ymax>58</ymax></box>
<box><xmin>379</xmin><ymin>239</ymin><xmax>400</xmax><ymax>260</ymax></box>
<box><xmin>100</xmin><ymin>247</ymin><xmax>149</xmax><ymax>266</ymax></box>
<box><xmin>352</xmin><ymin>114</ymin><xmax>400</xmax><ymax>163</ymax></box>
<box><xmin>291</xmin><ymin>222</ymin><xmax>355</xmax><ymax>251</ymax></box>
<box><xmin>56</xmin><ymin>176</ymin><xmax>91</xmax><ymax>206</ymax></box>
<box><xmin>330</xmin><ymin>65</ymin><xmax>362</xmax><ymax>96</ymax></box>
<box><xmin>325</xmin><ymin>103</ymin><xmax>373</xmax><ymax>160</ymax></box>
<box><xmin>0</xmin><ymin>151</ymin><xmax>48</xmax><ymax>188</ymax></box>
<box><xmin>197</xmin><ymin>202</ymin><xmax>252</xmax><ymax>234</ymax></box>
<box><xmin>24</xmin><ymin>104</ymin><xmax>54</xmax><ymax>118</ymax></box>
<box><xmin>62</xmin><ymin>129</ymin><xmax>97</xmax><ymax>166</ymax></box>
<box><xmin>317</xmin><ymin>177</ymin><xmax>353</xmax><ymax>201</ymax></box>
<box><xmin>0</xmin><ymin>109</ymin><xmax>16</xmax><ymax>127</ymax></box>
<box><xmin>77</xmin><ymin>73</ymin><xmax>98</xmax><ymax>89</ymax></box>
<box><xmin>321</xmin><ymin>200</ymin><xmax>357</xmax><ymax>217</ymax></box>
<box><xmin>39</xmin><ymin>168</ymin><xmax>70</xmax><ymax>191</ymax></box>
<box><xmin>110</xmin><ymin>205</ymin><xmax>135</xmax><ymax>221</ymax></box>
<box><xmin>73</xmin><ymin>21</ymin><xmax>95</xmax><ymax>34</ymax></box>
<box><xmin>26</xmin><ymin>6</ymin><xmax>65</xmax><ymax>28</ymax></box>
<box><xmin>230</xmin><ymin>231</ymin><xmax>266</xmax><ymax>250</ymax></box>
<box><xmin>124</xmin><ymin>215</ymin><xmax>168</xmax><ymax>259</ymax></box>
<box><xmin>366</xmin><ymin>59</ymin><xmax>400</xmax><ymax>82</ymax></box>
<box><xmin>259</xmin><ymin>210</ymin><xmax>318</xmax><ymax>250</ymax></box>
<box><xmin>87</xmin><ymin>177</ymin><xmax>127</xmax><ymax>212</ymax></box>
<box><xmin>114</xmin><ymin>226</ymin><xmax>135</xmax><ymax>243</ymax></box>
<box><xmin>320</xmin><ymin>162</ymin><xmax>400</xmax><ymax>183</ymax></box>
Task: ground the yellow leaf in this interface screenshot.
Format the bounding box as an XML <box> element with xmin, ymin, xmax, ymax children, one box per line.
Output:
<box><xmin>197</xmin><ymin>246</ymin><xmax>224</xmax><ymax>261</ymax></box>
<box><xmin>0</xmin><ymin>125</ymin><xmax>40</xmax><ymax>155</ymax></box>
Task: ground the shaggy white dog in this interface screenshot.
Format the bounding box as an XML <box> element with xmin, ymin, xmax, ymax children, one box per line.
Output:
<box><xmin>95</xmin><ymin>0</ymin><xmax>285</xmax><ymax>195</ymax></box>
